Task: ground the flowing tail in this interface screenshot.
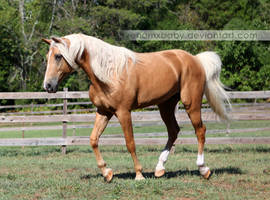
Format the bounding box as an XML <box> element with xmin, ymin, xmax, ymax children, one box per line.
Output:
<box><xmin>196</xmin><ymin>51</ymin><xmax>231</xmax><ymax>121</ymax></box>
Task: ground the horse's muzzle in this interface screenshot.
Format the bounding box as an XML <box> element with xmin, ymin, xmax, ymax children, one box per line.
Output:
<box><xmin>44</xmin><ymin>78</ymin><xmax>58</xmax><ymax>93</ymax></box>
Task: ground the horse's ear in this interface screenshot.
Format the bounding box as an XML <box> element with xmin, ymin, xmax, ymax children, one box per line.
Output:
<box><xmin>51</xmin><ymin>37</ymin><xmax>62</xmax><ymax>43</ymax></box>
<box><xmin>42</xmin><ymin>38</ymin><xmax>51</xmax><ymax>45</ymax></box>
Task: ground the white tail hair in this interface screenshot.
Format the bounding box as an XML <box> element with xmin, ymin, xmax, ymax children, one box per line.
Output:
<box><xmin>196</xmin><ymin>51</ymin><xmax>231</xmax><ymax>121</ymax></box>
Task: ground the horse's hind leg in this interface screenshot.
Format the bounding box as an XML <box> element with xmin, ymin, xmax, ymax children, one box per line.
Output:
<box><xmin>90</xmin><ymin>109</ymin><xmax>113</xmax><ymax>182</ymax></box>
<box><xmin>181</xmin><ymin>87</ymin><xmax>211</xmax><ymax>179</ymax></box>
<box><xmin>155</xmin><ymin>94</ymin><xmax>180</xmax><ymax>177</ymax></box>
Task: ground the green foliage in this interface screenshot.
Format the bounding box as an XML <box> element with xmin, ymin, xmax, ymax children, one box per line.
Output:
<box><xmin>217</xmin><ymin>41</ymin><xmax>270</xmax><ymax>90</ymax></box>
<box><xmin>0</xmin><ymin>0</ymin><xmax>269</xmax><ymax>102</ymax></box>
<box><xmin>193</xmin><ymin>0</ymin><xmax>262</xmax><ymax>29</ymax></box>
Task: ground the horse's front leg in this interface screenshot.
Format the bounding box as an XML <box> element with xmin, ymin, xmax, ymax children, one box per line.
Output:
<box><xmin>116</xmin><ymin>109</ymin><xmax>145</xmax><ymax>180</ymax></box>
<box><xmin>90</xmin><ymin>109</ymin><xmax>113</xmax><ymax>182</ymax></box>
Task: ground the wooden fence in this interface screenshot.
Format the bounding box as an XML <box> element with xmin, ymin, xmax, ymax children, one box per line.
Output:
<box><xmin>0</xmin><ymin>89</ymin><xmax>270</xmax><ymax>152</ymax></box>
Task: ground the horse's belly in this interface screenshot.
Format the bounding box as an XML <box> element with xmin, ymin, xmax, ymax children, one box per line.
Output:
<box><xmin>133</xmin><ymin>51</ymin><xmax>183</xmax><ymax>108</ymax></box>
<box><xmin>136</xmin><ymin>77</ymin><xmax>179</xmax><ymax>108</ymax></box>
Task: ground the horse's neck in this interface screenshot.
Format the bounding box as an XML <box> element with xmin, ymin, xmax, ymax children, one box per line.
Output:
<box><xmin>78</xmin><ymin>50</ymin><xmax>109</xmax><ymax>92</ymax></box>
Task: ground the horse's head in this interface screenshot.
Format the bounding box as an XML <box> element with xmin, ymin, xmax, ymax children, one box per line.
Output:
<box><xmin>42</xmin><ymin>37</ymin><xmax>75</xmax><ymax>93</ymax></box>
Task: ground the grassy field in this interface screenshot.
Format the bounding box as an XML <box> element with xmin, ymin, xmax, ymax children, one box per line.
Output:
<box><xmin>0</xmin><ymin>119</ymin><xmax>269</xmax><ymax>199</ymax></box>
<box><xmin>0</xmin><ymin>144</ymin><xmax>270</xmax><ymax>200</ymax></box>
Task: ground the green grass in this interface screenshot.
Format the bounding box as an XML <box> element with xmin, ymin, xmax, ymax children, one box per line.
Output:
<box><xmin>0</xmin><ymin>120</ymin><xmax>269</xmax><ymax>139</ymax></box>
<box><xmin>0</xmin><ymin>145</ymin><xmax>270</xmax><ymax>199</ymax></box>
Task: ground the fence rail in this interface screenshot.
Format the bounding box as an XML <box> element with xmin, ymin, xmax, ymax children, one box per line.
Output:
<box><xmin>0</xmin><ymin>91</ymin><xmax>89</xmax><ymax>99</ymax></box>
<box><xmin>0</xmin><ymin>90</ymin><xmax>270</xmax><ymax>151</ymax></box>
<box><xmin>1</xmin><ymin>109</ymin><xmax>270</xmax><ymax>123</ymax></box>
<box><xmin>1</xmin><ymin>90</ymin><xmax>270</xmax><ymax>100</ymax></box>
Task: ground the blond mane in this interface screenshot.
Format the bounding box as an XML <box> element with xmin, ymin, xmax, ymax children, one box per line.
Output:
<box><xmin>51</xmin><ymin>34</ymin><xmax>136</xmax><ymax>83</ymax></box>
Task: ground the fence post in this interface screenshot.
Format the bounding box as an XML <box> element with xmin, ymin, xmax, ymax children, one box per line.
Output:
<box><xmin>30</xmin><ymin>103</ymin><xmax>33</xmax><ymax>126</ymax></box>
<box><xmin>62</xmin><ymin>88</ymin><xmax>68</xmax><ymax>154</ymax></box>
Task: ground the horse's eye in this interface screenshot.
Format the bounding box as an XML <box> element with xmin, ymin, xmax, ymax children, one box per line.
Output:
<box><xmin>55</xmin><ymin>54</ymin><xmax>62</xmax><ymax>61</ymax></box>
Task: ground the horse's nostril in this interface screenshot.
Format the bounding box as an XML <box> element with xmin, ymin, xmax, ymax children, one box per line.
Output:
<box><xmin>45</xmin><ymin>83</ymin><xmax>53</xmax><ymax>92</ymax></box>
<box><xmin>46</xmin><ymin>83</ymin><xmax>51</xmax><ymax>89</ymax></box>
<box><xmin>44</xmin><ymin>79</ymin><xmax>58</xmax><ymax>93</ymax></box>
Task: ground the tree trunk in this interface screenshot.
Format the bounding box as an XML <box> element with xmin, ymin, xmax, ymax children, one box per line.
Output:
<box><xmin>49</xmin><ymin>0</ymin><xmax>56</xmax><ymax>35</ymax></box>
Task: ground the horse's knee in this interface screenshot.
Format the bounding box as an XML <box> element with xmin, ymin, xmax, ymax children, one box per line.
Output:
<box><xmin>126</xmin><ymin>141</ymin><xmax>136</xmax><ymax>153</ymax></box>
<box><xmin>90</xmin><ymin>137</ymin><xmax>98</xmax><ymax>148</ymax></box>
<box><xmin>196</xmin><ymin>124</ymin><xmax>206</xmax><ymax>134</ymax></box>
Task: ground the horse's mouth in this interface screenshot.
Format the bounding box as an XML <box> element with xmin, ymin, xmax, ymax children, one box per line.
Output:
<box><xmin>44</xmin><ymin>80</ymin><xmax>58</xmax><ymax>93</ymax></box>
<box><xmin>46</xmin><ymin>88</ymin><xmax>57</xmax><ymax>93</ymax></box>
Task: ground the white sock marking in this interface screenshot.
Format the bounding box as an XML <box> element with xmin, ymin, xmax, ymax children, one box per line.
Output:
<box><xmin>199</xmin><ymin>166</ymin><xmax>210</xmax><ymax>176</ymax></box>
<box><xmin>155</xmin><ymin>149</ymin><xmax>170</xmax><ymax>171</ymax></box>
<box><xmin>196</xmin><ymin>153</ymin><xmax>204</xmax><ymax>166</ymax></box>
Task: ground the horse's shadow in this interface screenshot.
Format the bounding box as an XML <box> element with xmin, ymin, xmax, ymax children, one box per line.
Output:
<box><xmin>81</xmin><ymin>166</ymin><xmax>243</xmax><ymax>180</ymax></box>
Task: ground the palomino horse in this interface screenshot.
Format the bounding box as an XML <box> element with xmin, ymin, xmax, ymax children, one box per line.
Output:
<box><xmin>42</xmin><ymin>33</ymin><xmax>230</xmax><ymax>182</ymax></box>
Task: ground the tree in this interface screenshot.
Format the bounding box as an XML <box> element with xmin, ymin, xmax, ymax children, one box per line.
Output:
<box><xmin>0</xmin><ymin>0</ymin><xmax>269</xmax><ymax>95</ymax></box>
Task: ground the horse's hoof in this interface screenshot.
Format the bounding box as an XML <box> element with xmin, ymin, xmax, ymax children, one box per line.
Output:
<box><xmin>203</xmin><ymin>169</ymin><xmax>211</xmax><ymax>179</ymax></box>
<box><xmin>135</xmin><ymin>174</ymin><xmax>145</xmax><ymax>180</ymax></box>
<box><xmin>155</xmin><ymin>169</ymin><xmax>165</xmax><ymax>178</ymax></box>
<box><xmin>104</xmin><ymin>168</ymin><xmax>113</xmax><ymax>182</ymax></box>
<box><xmin>199</xmin><ymin>166</ymin><xmax>211</xmax><ymax>180</ymax></box>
